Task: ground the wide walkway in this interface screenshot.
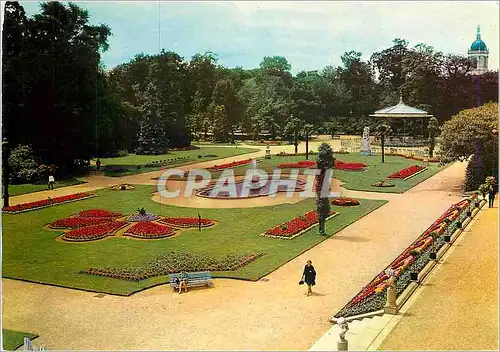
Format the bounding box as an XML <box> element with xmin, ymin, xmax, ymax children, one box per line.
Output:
<box><xmin>2</xmin><ymin>160</ymin><xmax>468</xmax><ymax>350</ymax></box>
<box><xmin>379</xmin><ymin>201</ymin><xmax>499</xmax><ymax>350</ymax></box>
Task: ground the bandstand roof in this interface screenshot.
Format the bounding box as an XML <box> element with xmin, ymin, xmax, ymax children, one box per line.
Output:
<box><xmin>370</xmin><ymin>96</ymin><xmax>433</xmax><ymax>118</ymax></box>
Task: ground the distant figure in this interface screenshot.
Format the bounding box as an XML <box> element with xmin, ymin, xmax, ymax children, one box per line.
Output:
<box><xmin>177</xmin><ymin>271</ymin><xmax>189</xmax><ymax>294</ymax></box>
<box><xmin>48</xmin><ymin>174</ymin><xmax>55</xmax><ymax>190</ymax></box>
<box><xmin>302</xmin><ymin>260</ymin><xmax>316</xmax><ymax>296</ymax></box>
<box><xmin>96</xmin><ymin>158</ymin><xmax>101</xmax><ymax>171</ymax></box>
<box><xmin>489</xmin><ymin>184</ymin><xmax>496</xmax><ymax>208</ymax></box>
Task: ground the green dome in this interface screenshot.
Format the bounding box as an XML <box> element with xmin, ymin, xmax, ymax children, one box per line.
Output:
<box><xmin>471</xmin><ymin>39</ymin><xmax>487</xmax><ymax>51</ymax></box>
<box><xmin>470</xmin><ymin>25</ymin><xmax>488</xmax><ymax>52</ymax></box>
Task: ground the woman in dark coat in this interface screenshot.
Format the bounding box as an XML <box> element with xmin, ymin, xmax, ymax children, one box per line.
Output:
<box><xmin>302</xmin><ymin>260</ymin><xmax>316</xmax><ymax>296</ymax></box>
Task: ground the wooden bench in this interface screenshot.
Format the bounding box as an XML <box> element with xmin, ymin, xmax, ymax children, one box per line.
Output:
<box><xmin>169</xmin><ymin>271</ymin><xmax>213</xmax><ymax>292</ymax></box>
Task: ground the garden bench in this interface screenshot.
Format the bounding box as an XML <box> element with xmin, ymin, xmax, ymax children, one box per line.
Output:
<box><xmin>169</xmin><ymin>271</ymin><xmax>213</xmax><ymax>292</ymax></box>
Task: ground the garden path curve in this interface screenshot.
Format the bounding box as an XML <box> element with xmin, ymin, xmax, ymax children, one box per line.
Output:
<box><xmin>2</xmin><ymin>161</ymin><xmax>468</xmax><ymax>350</ymax></box>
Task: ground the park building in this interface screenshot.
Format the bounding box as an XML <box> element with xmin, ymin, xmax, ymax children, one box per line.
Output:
<box><xmin>468</xmin><ymin>25</ymin><xmax>489</xmax><ymax>75</ymax></box>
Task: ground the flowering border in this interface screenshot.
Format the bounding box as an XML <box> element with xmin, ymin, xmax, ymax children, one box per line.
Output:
<box><xmin>261</xmin><ymin>211</ymin><xmax>338</xmax><ymax>240</ymax></box>
<box><xmin>388</xmin><ymin>165</ymin><xmax>427</xmax><ymax>180</ymax></box>
<box><xmin>159</xmin><ymin>217</ymin><xmax>216</xmax><ymax>228</ymax></box>
<box><xmin>333</xmin><ymin>194</ymin><xmax>478</xmax><ymax>318</ymax></box>
<box><xmin>206</xmin><ymin>158</ymin><xmax>255</xmax><ymax>171</ymax></box>
<box><xmin>123</xmin><ymin>221</ymin><xmax>175</xmax><ymax>239</ymax></box>
<box><xmin>2</xmin><ymin>193</ymin><xmax>96</xmax><ymax>214</ymax></box>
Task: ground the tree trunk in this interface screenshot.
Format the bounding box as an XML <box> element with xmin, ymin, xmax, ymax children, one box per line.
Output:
<box><xmin>294</xmin><ymin>131</ymin><xmax>298</xmax><ymax>154</ymax></box>
<box><xmin>2</xmin><ymin>142</ymin><xmax>10</xmax><ymax>207</ymax></box>
<box><xmin>381</xmin><ymin>136</ymin><xmax>385</xmax><ymax>163</ymax></box>
<box><xmin>429</xmin><ymin>136</ymin><xmax>435</xmax><ymax>158</ymax></box>
<box><xmin>306</xmin><ymin>132</ymin><xmax>309</xmax><ymax>160</ymax></box>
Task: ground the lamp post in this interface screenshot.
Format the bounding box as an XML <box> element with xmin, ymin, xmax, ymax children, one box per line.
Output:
<box><xmin>2</xmin><ymin>137</ymin><xmax>10</xmax><ymax>208</ymax></box>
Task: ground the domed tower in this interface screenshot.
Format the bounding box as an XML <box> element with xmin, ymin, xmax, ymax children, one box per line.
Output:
<box><xmin>468</xmin><ymin>25</ymin><xmax>489</xmax><ymax>75</ymax></box>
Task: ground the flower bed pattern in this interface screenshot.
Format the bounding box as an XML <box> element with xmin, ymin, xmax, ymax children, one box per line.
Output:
<box><xmin>262</xmin><ymin>210</ymin><xmax>337</xmax><ymax>239</ymax></box>
<box><xmin>371</xmin><ymin>180</ymin><xmax>395</xmax><ymax>187</ymax></box>
<box><xmin>2</xmin><ymin>193</ymin><xmax>95</xmax><ymax>214</ymax></box>
<box><xmin>63</xmin><ymin>221</ymin><xmax>128</xmax><ymax>242</ymax></box>
<box><xmin>78</xmin><ymin>209</ymin><xmax>122</xmax><ymax>218</ymax></box>
<box><xmin>80</xmin><ymin>252</ymin><xmax>264</xmax><ymax>281</ymax></box>
<box><xmin>335</xmin><ymin>160</ymin><xmax>367</xmax><ymax>171</ymax></box>
<box><xmin>123</xmin><ymin>221</ymin><xmax>175</xmax><ymax>239</ymax></box>
<box><xmin>160</xmin><ymin>217</ymin><xmax>215</xmax><ymax>228</ymax></box>
<box><xmin>334</xmin><ymin>195</ymin><xmax>477</xmax><ymax>318</ymax></box>
<box><xmin>206</xmin><ymin>158</ymin><xmax>254</xmax><ymax>171</ymax></box>
<box><xmin>277</xmin><ymin>160</ymin><xmax>316</xmax><ymax>169</ymax></box>
<box><xmin>332</xmin><ymin>197</ymin><xmax>360</xmax><ymax>206</ymax></box>
<box><xmin>49</xmin><ymin>217</ymin><xmax>116</xmax><ymax>229</ymax></box>
<box><xmin>388</xmin><ymin>165</ymin><xmax>426</xmax><ymax>180</ymax></box>
<box><xmin>126</xmin><ymin>212</ymin><xmax>159</xmax><ymax>222</ymax></box>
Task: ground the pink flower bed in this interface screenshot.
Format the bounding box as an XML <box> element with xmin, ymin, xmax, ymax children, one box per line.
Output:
<box><xmin>63</xmin><ymin>221</ymin><xmax>128</xmax><ymax>241</ymax></box>
<box><xmin>160</xmin><ymin>217</ymin><xmax>215</xmax><ymax>228</ymax></box>
<box><xmin>78</xmin><ymin>209</ymin><xmax>122</xmax><ymax>218</ymax></box>
<box><xmin>124</xmin><ymin>221</ymin><xmax>175</xmax><ymax>239</ymax></box>
<box><xmin>49</xmin><ymin>217</ymin><xmax>115</xmax><ymax>229</ymax></box>
<box><xmin>2</xmin><ymin>193</ymin><xmax>95</xmax><ymax>214</ymax></box>
<box><xmin>388</xmin><ymin>165</ymin><xmax>425</xmax><ymax>179</ymax></box>
<box><xmin>264</xmin><ymin>210</ymin><xmax>336</xmax><ymax>238</ymax></box>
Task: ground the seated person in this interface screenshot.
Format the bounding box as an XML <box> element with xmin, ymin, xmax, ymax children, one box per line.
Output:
<box><xmin>176</xmin><ymin>271</ymin><xmax>189</xmax><ymax>294</ymax></box>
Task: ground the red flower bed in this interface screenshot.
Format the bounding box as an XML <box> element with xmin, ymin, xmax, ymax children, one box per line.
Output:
<box><xmin>49</xmin><ymin>217</ymin><xmax>115</xmax><ymax>229</ymax></box>
<box><xmin>335</xmin><ymin>160</ymin><xmax>367</xmax><ymax>171</ymax></box>
<box><xmin>124</xmin><ymin>221</ymin><xmax>175</xmax><ymax>239</ymax></box>
<box><xmin>63</xmin><ymin>221</ymin><xmax>127</xmax><ymax>241</ymax></box>
<box><xmin>388</xmin><ymin>165</ymin><xmax>425</xmax><ymax>179</ymax></box>
<box><xmin>2</xmin><ymin>193</ymin><xmax>95</xmax><ymax>214</ymax></box>
<box><xmin>277</xmin><ymin>160</ymin><xmax>316</xmax><ymax>168</ymax></box>
<box><xmin>264</xmin><ymin>210</ymin><xmax>336</xmax><ymax>238</ymax></box>
<box><xmin>332</xmin><ymin>197</ymin><xmax>360</xmax><ymax>206</ymax></box>
<box><xmin>206</xmin><ymin>159</ymin><xmax>254</xmax><ymax>171</ymax></box>
<box><xmin>160</xmin><ymin>217</ymin><xmax>215</xmax><ymax>228</ymax></box>
<box><xmin>78</xmin><ymin>209</ymin><xmax>122</xmax><ymax>218</ymax></box>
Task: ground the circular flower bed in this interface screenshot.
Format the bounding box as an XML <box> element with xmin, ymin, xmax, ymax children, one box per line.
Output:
<box><xmin>332</xmin><ymin>197</ymin><xmax>360</xmax><ymax>206</ymax></box>
<box><xmin>371</xmin><ymin>180</ymin><xmax>395</xmax><ymax>188</ymax></box>
<box><xmin>109</xmin><ymin>183</ymin><xmax>135</xmax><ymax>191</ymax></box>
<box><xmin>124</xmin><ymin>221</ymin><xmax>175</xmax><ymax>239</ymax></box>
<box><xmin>160</xmin><ymin>217</ymin><xmax>215</xmax><ymax>228</ymax></box>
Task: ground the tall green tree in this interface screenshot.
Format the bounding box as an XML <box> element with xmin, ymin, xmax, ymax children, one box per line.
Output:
<box><xmin>427</xmin><ymin>117</ymin><xmax>440</xmax><ymax>158</ymax></box>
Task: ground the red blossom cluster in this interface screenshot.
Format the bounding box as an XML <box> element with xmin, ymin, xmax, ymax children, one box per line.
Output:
<box><xmin>50</xmin><ymin>217</ymin><xmax>115</xmax><ymax>229</ymax></box>
<box><xmin>277</xmin><ymin>160</ymin><xmax>316</xmax><ymax>168</ymax></box>
<box><xmin>206</xmin><ymin>159</ymin><xmax>254</xmax><ymax>171</ymax></box>
<box><xmin>2</xmin><ymin>193</ymin><xmax>94</xmax><ymax>214</ymax></box>
<box><xmin>124</xmin><ymin>221</ymin><xmax>175</xmax><ymax>238</ymax></box>
<box><xmin>78</xmin><ymin>209</ymin><xmax>122</xmax><ymax>218</ymax></box>
<box><xmin>265</xmin><ymin>210</ymin><xmax>335</xmax><ymax>238</ymax></box>
<box><xmin>334</xmin><ymin>160</ymin><xmax>367</xmax><ymax>171</ymax></box>
<box><xmin>388</xmin><ymin>165</ymin><xmax>425</xmax><ymax>179</ymax></box>
<box><xmin>63</xmin><ymin>221</ymin><xmax>127</xmax><ymax>241</ymax></box>
<box><xmin>160</xmin><ymin>217</ymin><xmax>215</xmax><ymax>228</ymax></box>
<box><xmin>331</xmin><ymin>197</ymin><xmax>360</xmax><ymax>206</ymax></box>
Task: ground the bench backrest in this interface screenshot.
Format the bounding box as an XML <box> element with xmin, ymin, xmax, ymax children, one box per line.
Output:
<box><xmin>169</xmin><ymin>271</ymin><xmax>211</xmax><ymax>281</ymax></box>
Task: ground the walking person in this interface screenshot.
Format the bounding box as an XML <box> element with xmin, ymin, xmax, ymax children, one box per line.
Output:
<box><xmin>488</xmin><ymin>183</ymin><xmax>496</xmax><ymax>208</ymax></box>
<box><xmin>300</xmin><ymin>260</ymin><xmax>316</xmax><ymax>296</ymax></box>
<box><xmin>48</xmin><ymin>174</ymin><xmax>55</xmax><ymax>190</ymax></box>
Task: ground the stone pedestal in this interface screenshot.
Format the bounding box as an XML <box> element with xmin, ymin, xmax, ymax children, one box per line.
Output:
<box><xmin>337</xmin><ymin>340</ymin><xmax>348</xmax><ymax>351</ymax></box>
<box><xmin>384</xmin><ymin>286</ymin><xmax>399</xmax><ymax>315</ymax></box>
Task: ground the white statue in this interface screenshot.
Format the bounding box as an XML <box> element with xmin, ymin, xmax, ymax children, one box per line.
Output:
<box><xmin>360</xmin><ymin>126</ymin><xmax>371</xmax><ymax>155</ymax></box>
<box><xmin>337</xmin><ymin>317</ymin><xmax>349</xmax><ymax>342</ymax></box>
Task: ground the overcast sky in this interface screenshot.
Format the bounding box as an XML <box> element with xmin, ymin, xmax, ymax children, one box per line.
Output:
<box><xmin>19</xmin><ymin>1</ymin><xmax>499</xmax><ymax>73</ymax></box>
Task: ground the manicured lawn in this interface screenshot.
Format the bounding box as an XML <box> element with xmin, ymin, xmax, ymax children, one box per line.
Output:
<box><xmin>2</xmin><ymin>185</ymin><xmax>386</xmax><ymax>296</ymax></box>
<box><xmin>6</xmin><ymin>178</ymin><xmax>86</xmax><ymax>197</ymax></box>
<box><xmin>183</xmin><ymin>153</ymin><xmax>448</xmax><ymax>194</ymax></box>
<box><xmin>2</xmin><ymin>329</ymin><xmax>38</xmax><ymax>351</ymax></box>
<box><xmin>99</xmin><ymin>146</ymin><xmax>259</xmax><ymax>177</ymax></box>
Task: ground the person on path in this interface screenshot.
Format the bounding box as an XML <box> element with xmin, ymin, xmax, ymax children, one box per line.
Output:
<box><xmin>177</xmin><ymin>271</ymin><xmax>189</xmax><ymax>294</ymax></box>
<box><xmin>48</xmin><ymin>174</ymin><xmax>55</xmax><ymax>190</ymax></box>
<box><xmin>488</xmin><ymin>183</ymin><xmax>496</xmax><ymax>208</ymax></box>
<box><xmin>301</xmin><ymin>260</ymin><xmax>316</xmax><ymax>296</ymax></box>
<box><xmin>96</xmin><ymin>159</ymin><xmax>101</xmax><ymax>171</ymax></box>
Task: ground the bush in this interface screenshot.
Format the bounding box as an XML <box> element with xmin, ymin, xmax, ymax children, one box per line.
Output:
<box><xmin>464</xmin><ymin>154</ymin><xmax>486</xmax><ymax>192</ymax></box>
<box><xmin>8</xmin><ymin>145</ymin><xmax>49</xmax><ymax>184</ymax></box>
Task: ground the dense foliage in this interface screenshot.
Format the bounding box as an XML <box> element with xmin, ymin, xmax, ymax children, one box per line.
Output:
<box><xmin>439</xmin><ymin>102</ymin><xmax>498</xmax><ymax>191</ymax></box>
<box><xmin>3</xmin><ymin>2</ymin><xmax>498</xmax><ymax>174</ymax></box>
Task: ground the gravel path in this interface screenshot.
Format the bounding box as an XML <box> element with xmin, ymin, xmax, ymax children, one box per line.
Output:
<box><xmin>379</xmin><ymin>201</ymin><xmax>499</xmax><ymax>351</ymax></box>
<box><xmin>1</xmin><ymin>161</ymin><xmax>469</xmax><ymax>350</ymax></box>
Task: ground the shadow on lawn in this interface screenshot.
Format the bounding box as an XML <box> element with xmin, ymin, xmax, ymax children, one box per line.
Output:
<box><xmin>330</xmin><ymin>235</ymin><xmax>370</xmax><ymax>243</ymax></box>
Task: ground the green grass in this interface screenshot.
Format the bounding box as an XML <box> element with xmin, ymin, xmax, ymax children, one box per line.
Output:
<box><xmin>99</xmin><ymin>146</ymin><xmax>259</xmax><ymax>177</ymax></box>
<box><xmin>2</xmin><ymin>329</ymin><xmax>38</xmax><ymax>351</ymax></box>
<box><xmin>7</xmin><ymin>178</ymin><xmax>86</xmax><ymax>197</ymax></box>
<box><xmin>178</xmin><ymin>153</ymin><xmax>447</xmax><ymax>194</ymax></box>
<box><xmin>2</xmin><ymin>185</ymin><xmax>386</xmax><ymax>295</ymax></box>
